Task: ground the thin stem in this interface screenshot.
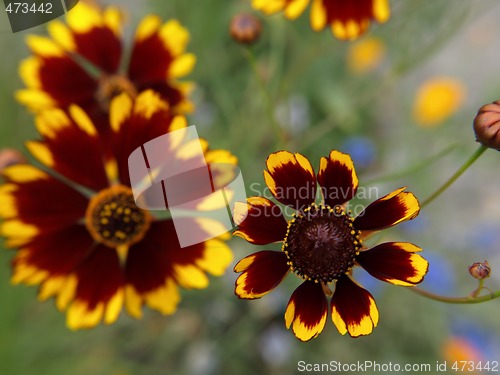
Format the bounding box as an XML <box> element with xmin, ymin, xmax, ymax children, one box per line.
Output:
<box><xmin>244</xmin><ymin>47</ymin><xmax>287</xmax><ymax>148</ymax></box>
<box><xmin>420</xmin><ymin>145</ymin><xmax>487</xmax><ymax>208</ymax></box>
<box><xmin>471</xmin><ymin>279</ymin><xmax>485</xmax><ymax>298</ymax></box>
<box><xmin>410</xmin><ymin>286</ymin><xmax>500</xmax><ymax>305</ymax></box>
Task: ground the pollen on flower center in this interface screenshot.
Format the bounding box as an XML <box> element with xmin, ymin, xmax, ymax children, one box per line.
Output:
<box><xmin>283</xmin><ymin>203</ymin><xmax>361</xmax><ymax>283</ymax></box>
<box><xmin>85</xmin><ymin>185</ymin><xmax>151</xmax><ymax>248</ymax></box>
<box><xmin>96</xmin><ymin>74</ymin><xmax>137</xmax><ymax>111</ymax></box>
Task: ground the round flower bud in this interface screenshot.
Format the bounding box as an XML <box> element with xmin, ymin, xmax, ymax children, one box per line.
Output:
<box><xmin>0</xmin><ymin>148</ymin><xmax>26</xmax><ymax>172</ymax></box>
<box><xmin>468</xmin><ymin>261</ymin><xmax>491</xmax><ymax>280</ymax></box>
<box><xmin>230</xmin><ymin>13</ymin><xmax>262</xmax><ymax>45</ymax></box>
<box><xmin>473</xmin><ymin>100</ymin><xmax>500</xmax><ymax>150</ymax></box>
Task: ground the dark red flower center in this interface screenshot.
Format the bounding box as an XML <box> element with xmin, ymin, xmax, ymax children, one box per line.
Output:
<box><xmin>283</xmin><ymin>203</ymin><xmax>361</xmax><ymax>283</ymax></box>
<box><xmin>95</xmin><ymin>74</ymin><xmax>137</xmax><ymax>111</ymax></box>
<box><xmin>85</xmin><ymin>185</ymin><xmax>151</xmax><ymax>248</ymax></box>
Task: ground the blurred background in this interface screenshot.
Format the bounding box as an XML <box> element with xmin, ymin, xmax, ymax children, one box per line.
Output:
<box><xmin>1</xmin><ymin>0</ymin><xmax>500</xmax><ymax>374</ymax></box>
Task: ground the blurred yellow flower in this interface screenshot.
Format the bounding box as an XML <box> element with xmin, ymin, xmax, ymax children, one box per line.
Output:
<box><xmin>346</xmin><ymin>37</ymin><xmax>385</xmax><ymax>74</ymax></box>
<box><xmin>413</xmin><ymin>77</ymin><xmax>466</xmax><ymax>127</ymax></box>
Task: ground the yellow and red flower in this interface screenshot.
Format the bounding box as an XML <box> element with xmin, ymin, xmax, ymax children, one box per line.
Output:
<box><xmin>233</xmin><ymin>150</ymin><xmax>428</xmax><ymax>341</ymax></box>
<box><xmin>252</xmin><ymin>0</ymin><xmax>390</xmax><ymax>40</ymax></box>
<box><xmin>0</xmin><ymin>90</ymin><xmax>235</xmax><ymax>329</ymax></box>
<box><xmin>16</xmin><ymin>2</ymin><xmax>195</xmax><ymax>130</ymax></box>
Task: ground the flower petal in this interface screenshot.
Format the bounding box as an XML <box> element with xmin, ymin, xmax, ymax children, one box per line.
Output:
<box><xmin>67</xmin><ymin>245</ymin><xmax>124</xmax><ymax>329</ymax></box>
<box><xmin>253</xmin><ymin>0</ymin><xmax>309</xmax><ymax>19</ymax></box>
<box><xmin>12</xmin><ymin>225</ymin><xmax>93</xmax><ymax>286</ymax></box>
<box><xmin>108</xmin><ymin>91</ymin><xmax>176</xmax><ymax>186</ymax></box>
<box><xmin>136</xmin><ymin>79</ymin><xmax>193</xmax><ymax>115</ymax></box>
<box><xmin>17</xmin><ymin>54</ymin><xmax>97</xmax><ymax>111</ymax></box>
<box><xmin>264</xmin><ymin>151</ymin><xmax>316</xmax><ymax>211</ymax></box>
<box><xmin>31</xmin><ymin>107</ymin><xmax>110</xmax><ymax>191</ymax></box>
<box><xmin>129</xmin><ymin>18</ymin><xmax>193</xmax><ymax>98</ymax></box>
<box><xmin>125</xmin><ymin>219</ymin><xmax>231</xmax><ymax>315</ymax></box>
<box><xmin>356</xmin><ymin>242</ymin><xmax>429</xmax><ymax>286</ymax></box>
<box><xmin>64</xmin><ymin>3</ymin><xmax>122</xmax><ymax>73</ymax></box>
<box><xmin>317</xmin><ymin>150</ymin><xmax>358</xmax><ymax>207</ymax></box>
<box><xmin>310</xmin><ymin>0</ymin><xmax>388</xmax><ymax>40</ymax></box>
<box><xmin>331</xmin><ymin>276</ymin><xmax>379</xmax><ymax>337</ymax></box>
<box><xmin>234</xmin><ymin>250</ymin><xmax>290</xmax><ymax>299</ymax></box>
<box><xmin>233</xmin><ymin>197</ymin><xmax>288</xmax><ymax>245</ymax></box>
<box><xmin>1</xmin><ymin>165</ymin><xmax>88</xmax><ymax>234</ymax></box>
<box><xmin>354</xmin><ymin>187</ymin><xmax>420</xmax><ymax>231</ymax></box>
<box><xmin>285</xmin><ymin>280</ymin><xmax>328</xmax><ymax>341</ymax></box>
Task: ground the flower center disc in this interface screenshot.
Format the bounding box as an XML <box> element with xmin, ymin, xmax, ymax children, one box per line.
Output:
<box><xmin>96</xmin><ymin>74</ymin><xmax>137</xmax><ymax>111</ymax></box>
<box><xmin>85</xmin><ymin>185</ymin><xmax>151</xmax><ymax>248</ymax></box>
<box><xmin>283</xmin><ymin>203</ymin><xmax>361</xmax><ymax>283</ymax></box>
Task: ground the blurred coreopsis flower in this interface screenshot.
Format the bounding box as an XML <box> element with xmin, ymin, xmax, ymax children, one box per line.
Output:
<box><xmin>252</xmin><ymin>0</ymin><xmax>390</xmax><ymax>40</ymax></box>
<box><xmin>0</xmin><ymin>90</ymin><xmax>235</xmax><ymax>329</ymax></box>
<box><xmin>16</xmin><ymin>2</ymin><xmax>195</xmax><ymax>131</ymax></box>
<box><xmin>412</xmin><ymin>77</ymin><xmax>466</xmax><ymax>127</ymax></box>
<box><xmin>233</xmin><ymin>150</ymin><xmax>428</xmax><ymax>341</ymax></box>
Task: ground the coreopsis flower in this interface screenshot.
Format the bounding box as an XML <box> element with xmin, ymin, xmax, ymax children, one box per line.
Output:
<box><xmin>233</xmin><ymin>150</ymin><xmax>428</xmax><ymax>341</ymax></box>
<box><xmin>0</xmin><ymin>90</ymin><xmax>235</xmax><ymax>329</ymax></box>
<box><xmin>252</xmin><ymin>0</ymin><xmax>390</xmax><ymax>40</ymax></box>
<box><xmin>16</xmin><ymin>2</ymin><xmax>195</xmax><ymax>131</ymax></box>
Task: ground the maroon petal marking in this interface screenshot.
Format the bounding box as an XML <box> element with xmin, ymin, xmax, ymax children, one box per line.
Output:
<box><xmin>4</xmin><ymin>172</ymin><xmax>88</xmax><ymax>232</ymax></box>
<box><xmin>317</xmin><ymin>150</ymin><xmax>358</xmax><ymax>207</ymax></box>
<box><xmin>37</xmin><ymin>56</ymin><xmax>97</xmax><ymax>108</ymax></box>
<box><xmin>128</xmin><ymin>28</ymin><xmax>174</xmax><ymax>86</ymax></box>
<box><xmin>234</xmin><ymin>250</ymin><xmax>289</xmax><ymax>299</ymax></box>
<box><xmin>354</xmin><ymin>187</ymin><xmax>420</xmax><ymax>231</ymax></box>
<box><xmin>264</xmin><ymin>151</ymin><xmax>316</xmax><ymax>211</ymax></box>
<box><xmin>233</xmin><ymin>197</ymin><xmax>288</xmax><ymax>245</ymax></box>
<box><xmin>356</xmin><ymin>242</ymin><xmax>429</xmax><ymax>286</ymax></box>
<box><xmin>34</xmin><ymin>108</ymin><xmax>110</xmax><ymax>191</ymax></box>
<box><xmin>72</xmin><ymin>27</ymin><xmax>122</xmax><ymax>74</ymax></box>
<box><xmin>12</xmin><ymin>225</ymin><xmax>93</xmax><ymax>276</ymax></box>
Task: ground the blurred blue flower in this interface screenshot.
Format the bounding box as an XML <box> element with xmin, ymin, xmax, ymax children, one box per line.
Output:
<box><xmin>340</xmin><ymin>137</ymin><xmax>376</xmax><ymax>169</ymax></box>
<box><xmin>352</xmin><ymin>267</ymin><xmax>385</xmax><ymax>297</ymax></box>
<box><xmin>398</xmin><ymin>212</ymin><xmax>428</xmax><ymax>234</ymax></box>
<box><xmin>419</xmin><ymin>251</ymin><xmax>456</xmax><ymax>295</ymax></box>
<box><xmin>466</xmin><ymin>222</ymin><xmax>500</xmax><ymax>255</ymax></box>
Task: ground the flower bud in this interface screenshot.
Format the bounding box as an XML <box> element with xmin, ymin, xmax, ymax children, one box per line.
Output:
<box><xmin>473</xmin><ymin>100</ymin><xmax>500</xmax><ymax>150</ymax></box>
<box><xmin>230</xmin><ymin>13</ymin><xmax>262</xmax><ymax>45</ymax></box>
<box><xmin>0</xmin><ymin>148</ymin><xmax>26</xmax><ymax>172</ymax></box>
<box><xmin>468</xmin><ymin>261</ymin><xmax>491</xmax><ymax>280</ymax></box>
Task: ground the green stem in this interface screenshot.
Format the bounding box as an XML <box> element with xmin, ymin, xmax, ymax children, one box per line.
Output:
<box><xmin>420</xmin><ymin>145</ymin><xmax>487</xmax><ymax>208</ymax></box>
<box><xmin>410</xmin><ymin>286</ymin><xmax>500</xmax><ymax>304</ymax></box>
<box><xmin>244</xmin><ymin>47</ymin><xmax>287</xmax><ymax>148</ymax></box>
<box><xmin>471</xmin><ymin>279</ymin><xmax>485</xmax><ymax>298</ymax></box>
